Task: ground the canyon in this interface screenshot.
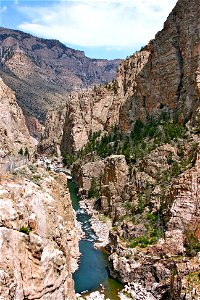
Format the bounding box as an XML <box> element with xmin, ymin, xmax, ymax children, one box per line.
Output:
<box><xmin>41</xmin><ymin>0</ymin><xmax>200</xmax><ymax>155</ymax></box>
<box><xmin>0</xmin><ymin>0</ymin><xmax>200</xmax><ymax>298</ymax></box>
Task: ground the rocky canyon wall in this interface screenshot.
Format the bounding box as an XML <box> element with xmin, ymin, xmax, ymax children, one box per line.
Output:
<box><xmin>38</xmin><ymin>0</ymin><xmax>200</xmax><ymax>298</ymax></box>
<box><xmin>118</xmin><ymin>0</ymin><xmax>200</xmax><ymax>130</ymax></box>
<box><xmin>0</xmin><ymin>166</ymin><xmax>79</xmax><ymax>300</ymax></box>
<box><xmin>0</xmin><ymin>77</ymin><xmax>35</xmax><ymax>158</ymax></box>
<box><xmin>41</xmin><ymin>0</ymin><xmax>200</xmax><ymax>155</ymax></box>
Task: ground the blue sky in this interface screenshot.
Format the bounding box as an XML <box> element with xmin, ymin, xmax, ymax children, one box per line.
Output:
<box><xmin>0</xmin><ymin>0</ymin><xmax>177</xmax><ymax>59</ymax></box>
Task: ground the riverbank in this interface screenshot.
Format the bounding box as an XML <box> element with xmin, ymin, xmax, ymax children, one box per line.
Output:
<box><xmin>79</xmin><ymin>197</ymin><xmax>112</xmax><ymax>248</ymax></box>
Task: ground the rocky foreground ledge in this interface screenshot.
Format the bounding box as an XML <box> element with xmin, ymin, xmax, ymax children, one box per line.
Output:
<box><xmin>0</xmin><ymin>165</ymin><xmax>79</xmax><ymax>300</ymax></box>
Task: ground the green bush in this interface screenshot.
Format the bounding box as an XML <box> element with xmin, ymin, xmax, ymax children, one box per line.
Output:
<box><xmin>167</xmin><ymin>152</ymin><xmax>173</xmax><ymax>165</ymax></box>
<box><xmin>128</xmin><ymin>235</ymin><xmax>156</xmax><ymax>248</ymax></box>
<box><xmin>146</xmin><ymin>212</ymin><xmax>158</xmax><ymax>224</ymax></box>
<box><xmin>19</xmin><ymin>226</ymin><xmax>31</xmax><ymax>235</ymax></box>
<box><xmin>24</xmin><ymin>147</ymin><xmax>29</xmax><ymax>157</ymax></box>
<box><xmin>63</xmin><ymin>153</ymin><xmax>74</xmax><ymax>167</ymax></box>
<box><xmin>128</xmin><ymin>228</ymin><xmax>161</xmax><ymax>248</ymax></box>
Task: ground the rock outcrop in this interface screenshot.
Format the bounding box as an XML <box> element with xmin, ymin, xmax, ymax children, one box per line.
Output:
<box><xmin>100</xmin><ymin>155</ymin><xmax>129</xmax><ymax>219</ymax></box>
<box><xmin>0</xmin><ymin>27</ymin><xmax>120</xmax><ymax>122</ymax></box>
<box><xmin>72</xmin><ymin>160</ymin><xmax>105</xmax><ymax>196</ymax></box>
<box><xmin>25</xmin><ymin>114</ymin><xmax>43</xmax><ymax>140</ymax></box>
<box><xmin>119</xmin><ymin>0</ymin><xmax>200</xmax><ymax>130</ymax></box>
<box><xmin>166</xmin><ymin>152</ymin><xmax>200</xmax><ymax>232</ymax></box>
<box><xmin>60</xmin><ymin>86</ymin><xmax>120</xmax><ymax>152</ymax></box>
<box><xmin>0</xmin><ymin>77</ymin><xmax>34</xmax><ymax>158</ymax></box>
<box><xmin>39</xmin><ymin>108</ymin><xmax>66</xmax><ymax>155</ymax></box>
<box><xmin>98</xmin><ymin>140</ymin><xmax>200</xmax><ymax>299</ymax></box>
<box><xmin>0</xmin><ymin>166</ymin><xmax>79</xmax><ymax>299</ymax></box>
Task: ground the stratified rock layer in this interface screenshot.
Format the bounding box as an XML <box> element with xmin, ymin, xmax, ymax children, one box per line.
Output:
<box><xmin>61</xmin><ymin>87</ymin><xmax>119</xmax><ymax>152</ymax></box>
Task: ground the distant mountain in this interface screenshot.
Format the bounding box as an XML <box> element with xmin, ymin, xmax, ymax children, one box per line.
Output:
<box><xmin>0</xmin><ymin>27</ymin><xmax>121</xmax><ymax>122</ymax></box>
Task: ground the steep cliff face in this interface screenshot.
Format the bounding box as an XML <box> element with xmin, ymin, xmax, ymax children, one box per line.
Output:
<box><xmin>40</xmin><ymin>50</ymin><xmax>150</xmax><ymax>154</ymax></box>
<box><xmin>116</xmin><ymin>47</ymin><xmax>151</xmax><ymax>132</ymax></box>
<box><xmin>60</xmin><ymin>86</ymin><xmax>121</xmax><ymax>152</ymax></box>
<box><xmin>72</xmin><ymin>160</ymin><xmax>105</xmax><ymax>196</ymax></box>
<box><xmin>39</xmin><ymin>108</ymin><xmax>66</xmax><ymax>155</ymax></box>
<box><xmin>166</xmin><ymin>150</ymin><xmax>200</xmax><ymax>232</ymax></box>
<box><xmin>0</xmin><ymin>27</ymin><xmax>120</xmax><ymax>121</ymax></box>
<box><xmin>119</xmin><ymin>0</ymin><xmax>200</xmax><ymax>129</ymax></box>
<box><xmin>106</xmin><ymin>144</ymin><xmax>200</xmax><ymax>299</ymax></box>
<box><xmin>0</xmin><ymin>77</ymin><xmax>34</xmax><ymax>157</ymax></box>
<box><xmin>100</xmin><ymin>155</ymin><xmax>129</xmax><ymax>219</ymax></box>
<box><xmin>0</xmin><ymin>167</ymin><xmax>79</xmax><ymax>299</ymax></box>
<box><xmin>25</xmin><ymin>114</ymin><xmax>43</xmax><ymax>140</ymax></box>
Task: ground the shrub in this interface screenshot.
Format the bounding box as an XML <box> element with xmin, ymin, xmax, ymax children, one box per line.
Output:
<box><xmin>146</xmin><ymin>212</ymin><xmax>158</xmax><ymax>224</ymax></box>
<box><xmin>19</xmin><ymin>226</ymin><xmax>31</xmax><ymax>235</ymax></box>
<box><xmin>167</xmin><ymin>152</ymin><xmax>173</xmax><ymax>165</ymax></box>
<box><xmin>128</xmin><ymin>229</ymin><xmax>161</xmax><ymax>248</ymax></box>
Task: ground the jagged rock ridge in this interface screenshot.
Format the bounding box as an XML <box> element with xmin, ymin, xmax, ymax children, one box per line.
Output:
<box><xmin>118</xmin><ymin>0</ymin><xmax>200</xmax><ymax>130</ymax></box>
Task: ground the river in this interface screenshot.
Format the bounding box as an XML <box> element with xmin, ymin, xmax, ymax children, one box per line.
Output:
<box><xmin>67</xmin><ymin>179</ymin><xmax>123</xmax><ymax>299</ymax></box>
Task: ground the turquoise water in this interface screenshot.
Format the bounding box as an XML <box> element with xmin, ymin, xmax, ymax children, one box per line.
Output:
<box><xmin>67</xmin><ymin>180</ymin><xmax>123</xmax><ymax>298</ymax></box>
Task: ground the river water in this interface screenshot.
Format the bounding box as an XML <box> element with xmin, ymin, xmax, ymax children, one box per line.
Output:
<box><xmin>67</xmin><ymin>180</ymin><xmax>123</xmax><ymax>299</ymax></box>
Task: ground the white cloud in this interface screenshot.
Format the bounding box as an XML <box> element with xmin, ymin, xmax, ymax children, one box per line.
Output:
<box><xmin>17</xmin><ymin>0</ymin><xmax>177</xmax><ymax>49</ymax></box>
<box><xmin>0</xmin><ymin>6</ymin><xmax>7</xmax><ymax>14</ymax></box>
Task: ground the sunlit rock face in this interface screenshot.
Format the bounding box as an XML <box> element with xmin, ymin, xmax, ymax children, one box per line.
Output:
<box><xmin>0</xmin><ymin>77</ymin><xmax>34</xmax><ymax>157</ymax></box>
<box><xmin>0</xmin><ymin>169</ymin><xmax>79</xmax><ymax>300</ymax></box>
<box><xmin>42</xmin><ymin>0</ymin><xmax>200</xmax><ymax>154</ymax></box>
<box><xmin>37</xmin><ymin>0</ymin><xmax>200</xmax><ymax>298</ymax></box>
<box><xmin>118</xmin><ymin>0</ymin><xmax>200</xmax><ymax>129</ymax></box>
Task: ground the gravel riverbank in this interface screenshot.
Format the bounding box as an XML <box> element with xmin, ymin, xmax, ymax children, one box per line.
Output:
<box><xmin>79</xmin><ymin>198</ymin><xmax>112</xmax><ymax>248</ymax></box>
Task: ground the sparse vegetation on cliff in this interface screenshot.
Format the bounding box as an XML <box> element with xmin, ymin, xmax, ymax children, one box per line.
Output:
<box><xmin>19</xmin><ymin>226</ymin><xmax>31</xmax><ymax>235</ymax></box>
<box><xmin>63</xmin><ymin>113</ymin><xmax>187</xmax><ymax>168</ymax></box>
